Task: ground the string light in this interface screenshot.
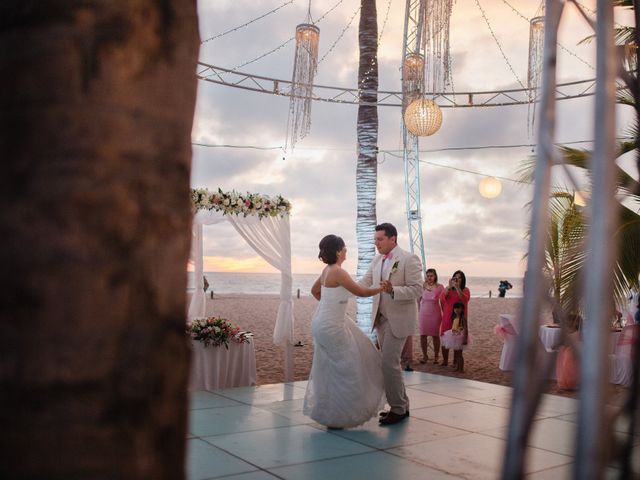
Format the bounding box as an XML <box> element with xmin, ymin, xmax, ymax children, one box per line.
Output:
<box><xmin>355</xmin><ymin>0</ymin><xmax>395</xmax><ymax>87</ymax></box>
<box><xmin>206</xmin><ymin>0</ymin><xmax>347</xmax><ymax>78</ymax></box>
<box><xmin>501</xmin><ymin>0</ymin><xmax>595</xmax><ymax>71</ymax></box>
<box><xmin>318</xmin><ymin>5</ymin><xmax>361</xmax><ymax>65</ymax></box>
<box><xmin>200</xmin><ymin>0</ymin><xmax>294</xmax><ymax>44</ymax></box>
<box><xmin>191</xmin><ymin>137</ymin><xmax>632</xmax><ymax>153</ymax></box>
<box><xmin>475</xmin><ymin>0</ymin><xmax>526</xmax><ymax>90</ymax></box>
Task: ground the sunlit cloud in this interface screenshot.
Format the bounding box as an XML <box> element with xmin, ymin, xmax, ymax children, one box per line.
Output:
<box><xmin>192</xmin><ymin>0</ymin><xmax>634</xmax><ymax>278</ymax></box>
<box><xmin>203</xmin><ymin>255</ymin><xmax>279</xmax><ymax>273</ymax></box>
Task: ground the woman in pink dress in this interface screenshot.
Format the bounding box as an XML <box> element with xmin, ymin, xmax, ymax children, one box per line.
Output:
<box><xmin>439</xmin><ymin>270</ymin><xmax>470</xmax><ymax>367</ymax></box>
<box><xmin>418</xmin><ymin>268</ymin><xmax>444</xmax><ymax>364</ymax></box>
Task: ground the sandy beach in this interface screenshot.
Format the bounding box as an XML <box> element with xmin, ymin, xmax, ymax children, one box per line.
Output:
<box><xmin>208</xmin><ymin>296</ymin><xmax>529</xmax><ymax>386</ymax></box>
<box><xmin>204</xmin><ymin>294</ymin><xmax>606</xmax><ymax>398</ymax></box>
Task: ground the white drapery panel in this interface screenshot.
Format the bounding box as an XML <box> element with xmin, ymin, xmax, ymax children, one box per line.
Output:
<box><xmin>226</xmin><ymin>214</ymin><xmax>294</xmax><ymax>347</ymax></box>
<box><xmin>187</xmin><ymin>213</ymin><xmax>226</xmax><ymax>319</ymax></box>
<box><xmin>187</xmin><ymin>224</ymin><xmax>205</xmax><ymax>318</ymax></box>
<box><xmin>187</xmin><ymin>209</ymin><xmax>295</xmax><ymax>381</ymax></box>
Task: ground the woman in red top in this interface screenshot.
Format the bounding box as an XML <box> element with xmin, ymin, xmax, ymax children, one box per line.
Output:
<box><xmin>439</xmin><ymin>270</ymin><xmax>470</xmax><ymax>367</ymax></box>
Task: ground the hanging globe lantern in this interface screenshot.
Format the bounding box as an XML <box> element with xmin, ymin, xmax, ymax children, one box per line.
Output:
<box><xmin>479</xmin><ymin>176</ymin><xmax>502</xmax><ymax>198</ymax></box>
<box><xmin>402</xmin><ymin>53</ymin><xmax>425</xmax><ymax>84</ymax></box>
<box><xmin>404</xmin><ymin>98</ymin><xmax>442</xmax><ymax>136</ymax></box>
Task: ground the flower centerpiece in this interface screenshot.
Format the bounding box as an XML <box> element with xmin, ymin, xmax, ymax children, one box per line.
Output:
<box><xmin>191</xmin><ymin>188</ymin><xmax>292</xmax><ymax>218</ymax></box>
<box><xmin>186</xmin><ymin>316</ymin><xmax>253</xmax><ymax>348</ymax></box>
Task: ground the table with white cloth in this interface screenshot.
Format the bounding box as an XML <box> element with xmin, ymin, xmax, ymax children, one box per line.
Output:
<box><xmin>189</xmin><ymin>340</ymin><xmax>257</xmax><ymax>391</ymax></box>
<box><xmin>538</xmin><ymin>325</ymin><xmax>563</xmax><ymax>352</ymax></box>
<box><xmin>539</xmin><ymin>325</ymin><xmax>621</xmax><ymax>353</ymax></box>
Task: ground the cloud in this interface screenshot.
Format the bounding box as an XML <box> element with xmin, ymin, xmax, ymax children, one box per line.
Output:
<box><xmin>191</xmin><ymin>0</ymin><xmax>631</xmax><ymax>277</ymax></box>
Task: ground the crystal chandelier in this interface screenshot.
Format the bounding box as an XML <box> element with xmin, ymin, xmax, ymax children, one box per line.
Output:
<box><xmin>286</xmin><ymin>19</ymin><xmax>320</xmax><ymax>151</ymax></box>
<box><xmin>527</xmin><ymin>11</ymin><xmax>545</xmax><ymax>137</ymax></box>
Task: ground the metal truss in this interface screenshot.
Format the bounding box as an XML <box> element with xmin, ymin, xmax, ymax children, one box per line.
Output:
<box><xmin>400</xmin><ymin>0</ymin><xmax>426</xmax><ymax>268</ymax></box>
<box><xmin>197</xmin><ymin>61</ymin><xmax>611</xmax><ymax>108</ymax></box>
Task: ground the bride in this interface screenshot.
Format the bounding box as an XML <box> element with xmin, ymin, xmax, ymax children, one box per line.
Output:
<box><xmin>303</xmin><ymin>234</ymin><xmax>385</xmax><ymax>429</ymax></box>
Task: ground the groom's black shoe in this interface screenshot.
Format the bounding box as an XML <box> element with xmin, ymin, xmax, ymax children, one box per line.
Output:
<box><xmin>379</xmin><ymin>409</ymin><xmax>410</xmax><ymax>418</ymax></box>
<box><xmin>379</xmin><ymin>411</ymin><xmax>409</xmax><ymax>425</ymax></box>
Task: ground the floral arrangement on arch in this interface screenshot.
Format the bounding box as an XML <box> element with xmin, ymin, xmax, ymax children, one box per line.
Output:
<box><xmin>191</xmin><ymin>188</ymin><xmax>292</xmax><ymax>218</ymax></box>
<box><xmin>187</xmin><ymin>316</ymin><xmax>253</xmax><ymax>348</ymax></box>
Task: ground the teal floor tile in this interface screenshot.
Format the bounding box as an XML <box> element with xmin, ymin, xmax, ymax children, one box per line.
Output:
<box><xmin>261</xmin><ymin>397</ymin><xmax>315</xmax><ymax>425</ymax></box>
<box><xmin>218</xmin><ymin>472</ymin><xmax>281</xmax><ymax>480</ymax></box>
<box><xmin>401</xmin><ymin>371</ymin><xmax>439</xmax><ymax>386</ymax></box>
<box><xmin>411</xmin><ymin>380</ymin><xmax>512</xmax><ymax>402</ymax></box>
<box><xmin>405</xmin><ymin>388</ymin><xmax>465</xmax><ymax>409</ymax></box>
<box><xmin>327</xmin><ymin>415</ymin><xmax>466</xmax><ymax>449</ymax></box>
<box><xmin>190</xmin><ymin>391</ymin><xmax>244</xmax><ymax>410</ymax></box>
<box><xmin>287</xmin><ymin>380</ymin><xmax>308</xmax><ymax>390</ymax></box>
<box><xmin>190</xmin><ymin>405</ymin><xmax>293</xmax><ymax>436</ymax></box>
<box><xmin>216</xmin><ymin>383</ymin><xmax>306</xmax><ymax>405</ymax></box>
<box><xmin>536</xmin><ymin>394</ymin><xmax>578</xmax><ymax>417</ymax></box>
<box><xmin>269</xmin><ymin>450</ymin><xmax>462</xmax><ymax>479</ymax></box>
<box><xmin>411</xmin><ymin>401</ymin><xmax>510</xmax><ymax>432</ymax></box>
<box><xmin>186</xmin><ymin>438</ymin><xmax>256</xmax><ymax>480</ymax></box>
<box><xmin>482</xmin><ymin>417</ymin><xmax>577</xmax><ymax>455</ymax></box>
<box><xmin>206</xmin><ymin>424</ymin><xmax>373</xmax><ymax>469</ymax></box>
<box><xmin>390</xmin><ymin>433</ymin><xmax>571</xmax><ymax>480</ymax></box>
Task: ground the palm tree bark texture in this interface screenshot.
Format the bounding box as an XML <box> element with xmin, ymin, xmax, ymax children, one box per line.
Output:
<box><xmin>0</xmin><ymin>2</ymin><xmax>199</xmax><ymax>478</ymax></box>
<box><xmin>355</xmin><ymin>0</ymin><xmax>378</xmax><ymax>331</ymax></box>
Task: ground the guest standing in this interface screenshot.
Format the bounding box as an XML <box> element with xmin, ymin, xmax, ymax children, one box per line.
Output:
<box><xmin>439</xmin><ymin>270</ymin><xmax>470</xmax><ymax>367</ymax></box>
<box><xmin>441</xmin><ymin>302</ymin><xmax>469</xmax><ymax>372</ymax></box>
<box><xmin>418</xmin><ymin>268</ymin><xmax>444</xmax><ymax>364</ymax></box>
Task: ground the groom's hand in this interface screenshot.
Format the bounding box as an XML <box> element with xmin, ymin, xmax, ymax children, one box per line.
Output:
<box><xmin>381</xmin><ymin>280</ymin><xmax>393</xmax><ymax>294</ymax></box>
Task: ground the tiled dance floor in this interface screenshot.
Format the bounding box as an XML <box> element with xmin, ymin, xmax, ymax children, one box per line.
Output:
<box><xmin>187</xmin><ymin>371</ymin><xmax>638</xmax><ymax>479</ymax></box>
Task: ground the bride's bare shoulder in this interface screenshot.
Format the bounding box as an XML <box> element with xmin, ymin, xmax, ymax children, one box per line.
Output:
<box><xmin>323</xmin><ymin>264</ymin><xmax>343</xmax><ymax>287</ymax></box>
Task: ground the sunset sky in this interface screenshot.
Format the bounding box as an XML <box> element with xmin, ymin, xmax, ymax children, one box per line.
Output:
<box><xmin>191</xmin><ymin>0</ymin><xmax>635</xmax><ymax>277</ymax></box>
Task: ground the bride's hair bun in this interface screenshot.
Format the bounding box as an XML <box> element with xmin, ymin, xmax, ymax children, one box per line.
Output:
<box><xmin>318</xmin><ymin>234</ymin><xmax>345</xmax><ymax>265</ymax></box>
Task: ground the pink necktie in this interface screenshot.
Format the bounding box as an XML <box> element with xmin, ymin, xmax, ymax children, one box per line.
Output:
<box><xmin>381</xmin><ymin>253</ymin><xmax>392</xmax><ymax>279</ymax></box>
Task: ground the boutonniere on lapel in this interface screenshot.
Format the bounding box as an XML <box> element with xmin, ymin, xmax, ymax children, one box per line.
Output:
<box><xmin>390</xmin><ymin>261</ymin><xmax>399</xmax><ymax>275</ymax></box>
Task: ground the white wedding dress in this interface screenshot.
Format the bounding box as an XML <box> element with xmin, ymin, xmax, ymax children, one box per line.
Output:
<box><xmin>303</xmin><ymin>285</ymin><xmax>385</xmax><ymax>428</ymax></box>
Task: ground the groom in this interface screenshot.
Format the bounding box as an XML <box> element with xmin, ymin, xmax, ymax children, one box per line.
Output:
<box><xmin>360</xmin><ymin>223</ymin><xmax>423</xmax><ymax>425</ymax></box>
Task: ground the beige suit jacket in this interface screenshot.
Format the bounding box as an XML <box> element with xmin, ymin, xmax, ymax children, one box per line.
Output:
<box><xmin>360</xmin><ymin>246</ymin><xmax>423</xmax><ymax>338</ymax></box>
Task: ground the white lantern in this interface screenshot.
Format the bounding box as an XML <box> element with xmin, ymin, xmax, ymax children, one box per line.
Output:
<box><xmin>479</xmin><ymin>176</ymin><xmax>502</xmax><ymax>198</ymax></box>
<box><xmin>404</xmin><ymin>98</ymin><xmax>442</xmax><ymax>136</ymax></box>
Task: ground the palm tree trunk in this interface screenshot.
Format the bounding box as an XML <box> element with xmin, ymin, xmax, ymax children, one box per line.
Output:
<box><xmin>0</xmin><ymin>2</ymin><xmax>199</xmax><ymax>478</ymax></box>
<box><xmin>355</xmin><ymin>0</ymin><xmax>379</xmax><ymax>333</ymax></box>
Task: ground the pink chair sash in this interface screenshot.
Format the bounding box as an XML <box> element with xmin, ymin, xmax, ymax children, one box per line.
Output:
<box><xmin>494</xmin><ymin>323</ymin><xmax>516</xmax><ymax>341</ymax></box>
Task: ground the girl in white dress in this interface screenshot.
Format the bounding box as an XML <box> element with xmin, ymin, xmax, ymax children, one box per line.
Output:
<box><xmin>303</xmin><ymin>234</ymin><xmax>385</xmax><ymax>429</ymax></box>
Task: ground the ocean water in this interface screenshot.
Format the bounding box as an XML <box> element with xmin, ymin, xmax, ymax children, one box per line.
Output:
<box><xmin>188</xmin><ymin>272</ymin><xmax>523</xmax><ymax>298</ymax></box>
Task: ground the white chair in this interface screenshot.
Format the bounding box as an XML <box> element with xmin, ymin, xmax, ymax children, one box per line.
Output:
<box><xmin>497</xmin><ymin>314</ymin><xmax>519</xmax><ymax>371</ymax></box>
<box><xmin>610</xmin><ymin>324</ymin><xmax>638</xmax><ymax>387</ymax></box>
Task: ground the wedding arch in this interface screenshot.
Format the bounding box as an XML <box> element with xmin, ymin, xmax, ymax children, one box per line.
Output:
<box><xmin>188</xmin><ymin>188</ymin><xmax>295</xmax><ymax>381</ymax></box>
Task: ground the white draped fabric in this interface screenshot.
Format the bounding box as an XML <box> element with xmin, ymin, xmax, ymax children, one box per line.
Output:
<box><xmin>187</xmin><ymin>209</ymin><xmax>295</xmax><ymax>381</ymax></box>
<box><xmin>226</xmin><ymin>214</ymin><xmax>294</xmax><ymax>347</ymax></box>
<box><xmin>189</xmin><ymin>340</ymin><xmax>257</xmax><ymax>390</ymax></box>
<box><xmin>187</xmin><ymin>215</ymin><xmax>225</xmax><ymax>319</ymax></box>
